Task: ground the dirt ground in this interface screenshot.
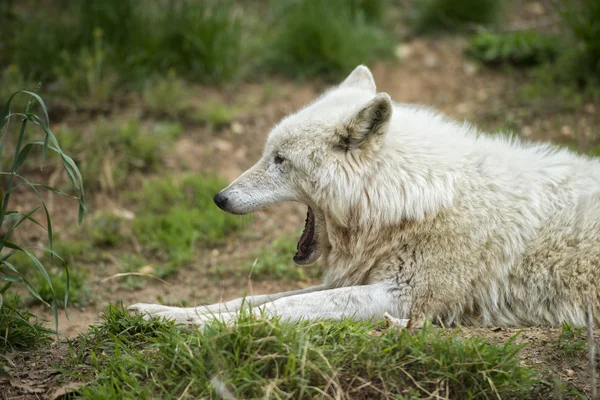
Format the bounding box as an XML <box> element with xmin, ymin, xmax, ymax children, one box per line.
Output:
<box><xmin>3</xmin><ymin>30</ymin><xmax>600</xmax><ymax>398</ymax></box>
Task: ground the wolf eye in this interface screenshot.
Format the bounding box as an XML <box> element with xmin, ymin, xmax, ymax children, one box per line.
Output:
<box><xmin>274</xmin><ymin>154</ymin><xmax>285</xmax><ymax>165</ymax></box>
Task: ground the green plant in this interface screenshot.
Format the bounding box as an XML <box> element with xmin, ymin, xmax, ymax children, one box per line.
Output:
<box><xmin>412</xmin><ymin>0</ymin><xmax>502</xmax><ymax>34</ymax></box>
<box><xmin>132</xmin><ymin>174</ymin><xmax>247</xmax><ymax>270</ymax></box>
<box><xmin>29</xmin><ymin>265</ymin><xmax>91</xmax><ymax>308</ymax></box>
<box><xmin>553</xmin><ymin>0</ymin><xmax>600</xmax><ymax>81</ymax></box>
<box><xmin>64</xmin><ymin>304</ymin><xmax>539</xmax><ymax>399</ymax></box>
<box><xmin>54</xmin><ymin>28</ymin><xmax>118</xmax><ymax>105</ymax></box>
<box><xmin>193</xmin><ymin>101</ymin><xmax>235</xmax><ymax>128</ymax></box>
<box><xmin>553</xmin><ymin>322</ymin><xmax>587</xmax><ymax>354</ymax></box>
<box><xmin>0</xmin><ymin>89</ymin><xmax>85</xmax><ymax>337</ymax></box>
<box><xmin>148</xmin><ymin>0</ymin><xmax>244</xmax><ymax>83</ymax></box>
<box><xmin>88</xmin><ymin>211</ymin><xmax>131</xmax><ymax>247</ymax></box>
<box><xmin>468</xmin><ymin>30</ymin><xmax>562</xmax><ymax>66</ymax></box>
<box><xmin>10</xmin><ymin>239</ymin><xmax>93</xmax><ymax>307</ymax></box>
<box><xmin>245</xmin><ymin>234</ymin><xmax>319</xmax><ymax>281</ymax></box>
<box><xmin>55</xmin><ymin>119</ymin><xmax>181</xmax><ymax>191</ymax></box>
<box><xmin>267</xmin><ymin>0</ymin><xmax>394</xmax><ymax>79</ymax></box>
<box><xmin>0</xmin><ymin>294</ymin><xmax>53</xmax><ymax>352</ymax></box>
<box><xmin>142</xmin><ymin>70</ymin><xmax>192</xmax><ymax>117</ymax></box>
<box><xmin>7</xmin><ymin>0</ymin><xmax>245</xmax><ymax>92</ymax></box>
<box><xmin>9</xmin><ymin>12</ymin><xmax>79</xmax><ymax>83</ymax></box>
<box><xmin>0</xmin><ymin>65</ymin><xmax>34</xmax><ymax>112</ymax></box>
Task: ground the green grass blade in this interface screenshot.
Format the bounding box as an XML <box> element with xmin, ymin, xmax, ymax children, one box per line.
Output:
<box><xmin>29</xmin><ymin>247</ymin><xmax>64</xmax><ymax>264</ymax></box>
<box><xmin>0</xmin><ymin>115</ymin><xmax>9</xmax><ymax>160</ymax></box>
<box><xmin>0</xmin><ymin>251</ymin><xmax>15</xmax><ymax>263</ymax></box>
<box><xmin>0</xmin><ymin>274</ymin><xmax>21</xmax><ymax>283</ymax></box>
<box><xmin>0</xmin><ymin>281</ymin><xmax>12</xmax><ymax>294</ymax></box>
<box><xmin>20</xmin><ymin>90</ymin><xmax>50</xmax><ymax>126</ymax></box>
<box><xmin>3</xmin><ymin>208</ymin><xmax>44</xmax><ymax>241</ymax></box>
<box><xmin>78</xmin><ymin>198</ymin><xmax>86</xmax><ymax>225</ymax></box>
<box><xmin>0</xmin><ymin>260</ymin><xmax>50</xmax><ymax>307</ymax></box>
<box><xmin>10</xmin><ymin>117</ymin><xmax>27</xmax><ymax>172</ymax></box>
<box><xmin>0</xmin><ymin>242</ymin><xmax>55</xmax><ymax>298</ymax></box>
<box><xmin>64</xmin><ymin>264</ymin><xmax>70</xmax><ymax>316</ymax></box>
<box><xmin>0</xmin><ymin>92</ymin><xmax>21</xmax><ymax>131</ymax></box>
<box><xmin>27</xmin><ymin>126</ymin><xmax>86</xmax><ymax>199</ymax></box>
<box><xmin>14</xmin><ymin>143</ymin><xmax>34</xmax><ymax>172</ymax></box>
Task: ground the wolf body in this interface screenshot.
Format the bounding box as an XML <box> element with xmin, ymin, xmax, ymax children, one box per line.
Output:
<box><xmin>130</xmin><ymin>66</ymin><xmax>600</xmax><ymax>328</ymax></box>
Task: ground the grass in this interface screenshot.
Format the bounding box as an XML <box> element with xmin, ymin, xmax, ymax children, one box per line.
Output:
<box><xmin>62</xmin><ymin>303</ymin><xmax>539</xmax><ymax>399</ymax></box>
<box><xmin>5</xmin><ymin>0</ymin><xmax>244</xmax><ymax>90</ymax></box>
<box><xmin>131</xmin><ymin>174</ymin><xmax>248</xmax><ymax>272</ymax></box>
<box><xmin>54</xmin><ymin>119</ymin><xmax>182</xmax><ymax>192</ymax></box>
<box><xmin>3</xmin><ymin>0</ymin><xmax>398</xmax><ymax>96</ymax></box>
<box><xmin>412</xmin><ymin>0</ymin><xmax>502</xmax><ymax>34</ymax></box>
<box><xmin>267</xmin><ymin>0</ymin><xmax>395</xmax><ymax>79</ymax></box>
<box><xmin>243</xmin><ymin>233</ymin><xmax>320</xmax><ymax>281</ymax></box>
<box><xmin>192</xmin><ymin>101</ymin><xmax>236</xmax><ymax>129</ymax></box>
<box><xmin>0</xmin><ymin>65</ymin><xmax>35</xmax><ymax>111</ymax></box>
<box><xmin>467</xmin><ymin>30</ymin><xmax>561</xmax><ymax>66</ymax></box>
<box><xmin>553</xmin><ymin>0</ymin><xmax>600</xmax><ymax>83</ymax></box>
<box><xmin>53</xmin><ymin>28</ymin><xmax>119</xmax><ymax>106</ymax></box>
<box><xmin>142</xmin><ymin>70</ymin><xmax>192</xmax><ymax>118</ymax></box>
<box><xmin>553</xmin><ymin>322</ymin><xmax>587</xmax><ymax>355</ymax></box>
<box><xmin>0</xmin><ymin>295</ymin><xmax>54</xmax><ymax>352</ymax></box>
<box><xmin>13</xmin><ymin>240</ymin><xmax>94</xmax><ymax>308</ymax></box>
<box><xmin>0</xmin><ymin>89</ymin><xmax>85</xmax><ymax>347</ymax></box>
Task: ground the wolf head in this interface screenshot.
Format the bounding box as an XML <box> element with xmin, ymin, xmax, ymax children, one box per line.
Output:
<box><xmin>213</xmin><ymin>66</ymin><xmax>395</xmax><ymax>265</ymax></box>
<box><xmin>214</xmin><ymin>65</ymin><xmax>455</xmax><ymax>266</ymax></box>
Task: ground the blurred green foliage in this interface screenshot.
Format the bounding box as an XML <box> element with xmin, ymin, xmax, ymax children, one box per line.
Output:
<box><xmin>552</xmin><ymin>0</ymin><xmax>600</xmax><ymax>83</ymax></box>
<box><xmin>4</xmin><ymin>0</ymin><xmax>244</xmax><ymax>88</ymax></box>
<box><xmin>468</xmin><ymin>31</ymin><xmax>561</xmax><ymax>66</ymax></box>
<box><xmin>55</xmin><ymin>120</ymin><xmax>183</xmax><ymax>191</ymax></box>
<box><xmin>266</xmin><ymin>0</ymin><xmax>394</xmax><ymax>78</ymax></box>
<box><xmin>132</xmin><ymin>174</ymin><xmax>248</xmax><ymax>270</ymax></box>
<box><xmin>412</xmin><ymin>0</ymin><xmax>502</xmax><ymax>33</ymax></box>
<box><xmin>1</xmin><ymin>0</ymin><xmax>395</xmax><ymax>93</ymax></box>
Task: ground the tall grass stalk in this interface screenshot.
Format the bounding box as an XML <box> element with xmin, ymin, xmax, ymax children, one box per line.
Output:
<box><xmin>0</xmin><ymin>88</ymin><xmax>85</xmax><ymax>335</ymax></box>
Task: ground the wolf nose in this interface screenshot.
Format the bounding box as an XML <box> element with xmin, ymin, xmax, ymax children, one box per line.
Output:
<box><xmin>213</xmin><ymin>192</ymin><xmax>229</xmax><ymax>210</ymax></box>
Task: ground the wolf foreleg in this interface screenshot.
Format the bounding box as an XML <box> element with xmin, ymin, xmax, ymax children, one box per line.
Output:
<box><xmin>193</xmin><ymin>283</ymin><xmax>410</xmax><ymax>328</ymax></box>
<box><xmin>128</xmin><ymin>284</ymin><xmax>327</xmax><ymax>325</ymax></box>
<box><xmin>252</xmin><ymin>283</ymin><xmax>408</xmax><ymax>324</ymax></box>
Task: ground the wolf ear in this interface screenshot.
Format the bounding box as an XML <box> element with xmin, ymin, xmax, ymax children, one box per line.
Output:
<box><xmin>339</xmin><ymin>65</ymin><xmax>376</xmax><ymax>93</ymax></box>
<box><xmin>337</xmin><ymin>93</ymin><xmax>392</xmax><ymax>151</ymax></box>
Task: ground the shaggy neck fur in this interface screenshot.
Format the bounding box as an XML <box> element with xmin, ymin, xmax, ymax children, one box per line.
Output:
<box><xmin>322</xmin><ymin>105</ymin><xmax>464</xmax><ymax>230</ymax></box>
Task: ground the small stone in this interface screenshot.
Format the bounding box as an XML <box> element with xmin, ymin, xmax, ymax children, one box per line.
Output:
<box><xmin>231</xmin><ymin>121</ymin><xmax>244</xmax><ymax>135</ymax></box>
<box><xmin>211</xmin><ymin>249</ymin><xmax>220</xmax><ymax>257</ymax></box>
<box><xmin>395</xmin><ymin>44</ymin><xmax>413</xmax><ymax>60</ymax></box>
<box><xmin>522</xmin><ymin>126</ymin><xmax>533</xmax><ymax>137</ymax></box>
<box><xmin>424</xmin><ymin>54</ymin><xmax>439</xmax><ymax>69</ymax></box>
<box><xmin>476</xmin><ymin>88</ymin><xmax>488</xmax><ymax>101</ymax></box>
<box><xmin>456</xmin><ymin>103</ymin><xmax>470</xmax><ymax>115</ymax></box>
<box><xmin>566</xmin><ymin>369</ymin><xmax>575</xmax><ymax>377</ymax></box>
<box><xmin>112</xmin><ymin>208</ymin><xmax>135</xmax><ymax>221</ymax></box>
<box><xmin>139</xmin><ymin>265</ymin><xmax>155</xmax><ymax>275</ymax></box>
<box><xmin>235</xmin><ymin>148</ymin><xmax>247</xmax><ymax>160</ymax></box>
<box><xmin>561</xmin><ymin>125</ymin><xmax>573</xmax><ymax>137</ymax></box>
<box><xmin>527</xmin><ymin>2</ymin><xmax>545</xmax><ymax>15</ymax></box>
<box><xmin>584</xmin><ymin>103</ymin><xmax>596</xmax><ymax>114</ymax></box>
<box><xmin>464</xmin><ymin>62</ymin><xmax>478</xmax><ymax>76</ymax></box>
<box><xmin>213</xmin><ymin>139</ymin><xmax>233</xmax><ymax>152</ymax></box>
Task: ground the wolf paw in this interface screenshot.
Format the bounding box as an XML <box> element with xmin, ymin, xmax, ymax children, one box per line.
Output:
<box><xmin>383</xmin><ymin>312</ymin><xmax>410</xmax><ymax>329</ymax></box>
<box><xmin>128</xmin><ymin>303</ymin><xmax>236</xmax><ymax>328</ymax></box>
<box><xmin>128</xmin><ymin>303</ymin><xmax>204</xmax><ymax>326</ymax></box>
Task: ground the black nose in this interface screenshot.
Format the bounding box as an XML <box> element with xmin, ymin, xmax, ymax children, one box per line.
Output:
<box><xmin>213</xmin><ymin>192</ymin><xmax>229</xmax><ymax>210</ymax></box>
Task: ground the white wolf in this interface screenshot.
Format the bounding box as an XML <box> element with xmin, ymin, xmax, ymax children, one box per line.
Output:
<box><xmin>130</xmin><ymin>65</ymin><xmax>600</xmax><ymax>328</ymax></box>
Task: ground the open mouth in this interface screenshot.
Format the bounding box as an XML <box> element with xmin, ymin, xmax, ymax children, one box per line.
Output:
<box><xmin>293</xmin><ymin>206</ymin><xmax>318</xmax><ymax>265</ymax></box>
